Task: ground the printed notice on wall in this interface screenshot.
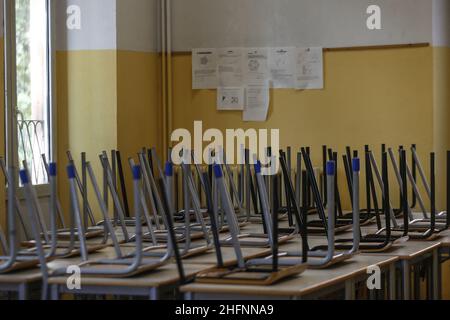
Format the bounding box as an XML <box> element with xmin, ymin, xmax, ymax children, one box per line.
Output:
<box><xmin>217</xmin><ymin>48</ymin><xmax>244</xmax><ymax>87</ymax></box>
<box><xmin>244</xmin><ymin>48</ymin><xmax>269</xmax><ymax>86</ymax></box>
<box><xmin>295</xmin><ymin>47</ymin><xmax>324</xmax><ymax>90</ymax></box>
<box><xmin>243</xmin><ymin>84</ymin><xmax>270</xmax><ymax>122</ymax></box>
<box><xmin>268</xmin><ymin>47</ymin><xmax>296</xmax><ymax>88</ymax></box>
<box><xmin>192</xmin><ymin>48</ymin><xmax>218</xmax><ymax>89</ymax></box>
<box><xmin>217</xmin><ymin>87</ymin><xmax>245</xmax><ymax>111</ymax></box>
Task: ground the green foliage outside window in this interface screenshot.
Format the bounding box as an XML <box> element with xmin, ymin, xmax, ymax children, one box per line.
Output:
<box><xmin>16</xmin><ymin>0</ymin><xmax>31</xmax><ymax>119</ymax></box>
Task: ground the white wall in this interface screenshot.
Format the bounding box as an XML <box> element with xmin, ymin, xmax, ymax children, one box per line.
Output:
<box><xmin>116</xmin><ymin>0</ymin><xmax>159</xmax><ymax>52</ymax></box>
<box><xmin>55</xmin><ymin>0</ymin><xmax>117</xmax><ymax>51</ymax></box>
<box><xmin>171</xmin><ymin>0</ymin><xmax>432</xmax><ymax>51</ymax></box>
<box><xmin>0</xmin><ymin>1</ymin><xmax>4</xmax><ymax>36</ymax></box>
<box><xmin>53</xmin><ymin>0</ymin><xmax>435</xmax><ymax>53</ymax></box>
<box><xmin>55</xmin><ymin>0</ymin><xmax>159</xmax><ymax>52</ymax></box>
<box><xmin>433</xmin><ymin>0</ymin><xmax>450</xmax><ymax>47</ymax></box>
<box><xmin>3</xmin><ymin>1</ymin><xmax>444</xmax><ymax>52</ymax></box>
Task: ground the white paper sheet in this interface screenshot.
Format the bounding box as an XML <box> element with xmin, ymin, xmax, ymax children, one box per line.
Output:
<box><xmin>217</xmin><ymin>48</ymin><xmax>244</xmax><ymax>87</ymax></box>
<box><xmin>244</xmin><ymin>48</ymin><xmax>269</xmax><ymax>86</ymax></box>
<box><xmin>243</xmin><ymin>84</ymin><xmax>270</xmax><ymax>122</ymax></box>
<box><xmin>192</xmin><ymin>48</ymin><xmax>218</xmax><ymax>89</ymax></box>
<box><xmin>217</xmin><ymin>87</ymin><xmax>245</xmax><ymax>111</ymax></box>
<box><xmin>295</xmin><ymin>47</ymin><xmax>324</xmax><ymax>90</ymax></box>
<box><xmin>268</xmin><ymin>47</ymin><xmax>296</xmax><ymax>89</ymax></box>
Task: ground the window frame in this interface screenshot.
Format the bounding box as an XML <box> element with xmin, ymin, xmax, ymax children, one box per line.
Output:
<box><xmin>4</xmin><ymin>0</ymin><xmax>57</xmax><ymax>198</ymax></box>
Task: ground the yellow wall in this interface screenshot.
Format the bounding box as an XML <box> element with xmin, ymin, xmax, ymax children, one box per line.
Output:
<box><xmin>171</xmin><ymin>47</ymin><xmax>434</xmax><ymax>209</ymax></box>
<box><xmin>56</xmin><ymin>50</ymin><xmax>161</xmax><ymax>219</ymax></box>
<box><xmin>433</xmin><ymin>47</ymin><xmax>450</xmax><ymax>210</ymax></box>
<box><xmin>433</xmin><ymin>46</ymin><xmax>450</xmax><ymax>300</ymax></box>
<box><xmin>117</xmin><ymin>51</ymin><xmax>161</xmax><ymax>211</ymax></box>
<box><xmin>56</xmin><ymin>50</ymin><xmax>118</xmax><ymax>219</ymax></box>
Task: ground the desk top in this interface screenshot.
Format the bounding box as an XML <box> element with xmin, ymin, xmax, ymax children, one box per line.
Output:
<box><xmin>180</xmin><ymin>254</ymin><xmax>398</xmax><ymax>298</ymax></box>
<box><xmin>0</xmin><ymin>246</ymin><xmax>138</xmax><ymax>286</ymax></box>
<box><xmin>361</xmin><ymin>240</ymin><xmax>441</xmax><ymax>260</ymax></box>
<box><xmin>46</xmin><ymin>246</ymin><xmax>137</xmax><ymax>271</ymax></box>
<box><xmin>338</xmin><ymin>221</ymin><xmax>444</xmax><ymax>259</ymax></box>
<box><xmin>0</xmin><ymin>269</ymin><xmax>42</xmax><ymax>285</ymax></box>
<box><xmin>439</xmin><ymin>230</ymin><xmax>450</xmax><ymax>247</ymax></box>
<box><xmin>183</xmin><ymin>246</ymin><xmax>271</xmax><ymax>266</ymax></box>
<box><xmin>48</xmin><ymin>263</ymin><xmax>212</xmax><ymax>288</ymax></box>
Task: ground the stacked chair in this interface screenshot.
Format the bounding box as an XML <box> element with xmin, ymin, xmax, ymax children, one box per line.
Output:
<box><xmin>0</xmin><ymin>143</ymin><xmax>448</xmax><ymax>300</ymax></box>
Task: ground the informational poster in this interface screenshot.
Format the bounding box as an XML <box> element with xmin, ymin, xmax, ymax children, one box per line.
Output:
<box><xmin>295</xmin><ymin>47</ymin><xmax>324</xmax><ymax>90</ymax></box>
<box><xmin>192</xmin><ymin>48</ymin><xmax>218</xmax><ymax>89</ymax></box>
<box><xmin>217</xmin><ymin>48</ymin><xmax>244</xmax><ymax>87</ymax></box>
<box><xmin>243</xmin><ymin>84</ymin><xmax>270</xmax><ymax>122</ymax></box>
<box><xmin>191</xmin><ymin>46</ymin><xmax>326</xmax><ymax>121</ymax></box>
<box><xmin>244</xmin><ymin>48</ymin><xmax>269</xmax><ymax>86</ymax></box>
<box><xmin>217</xmin><ymin>87</ymin><xmax>245</xmax><ymax>111</ymax></box>
<box><xmin>268</xmin><ymin>47</ymin><xmax>296</xmax><ymax>88</ymax></box>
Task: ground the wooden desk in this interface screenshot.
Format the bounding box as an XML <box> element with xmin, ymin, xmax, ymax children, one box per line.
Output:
<box><xmin>48</xmin><ymin>263</ymin><xmax>212</xmax><ymax>300</ymax></box>
<box><xmin>0</xmin><ymin>269</ymin><xmax>42</xmax><ymax>300</ymax></box>
<box><xmin>439</xmin><ymin>230</ymin><xmax>450</xmax><ymax>247</ymax></box>
<box><xmin>0</xmin><ymin>246</ymin><xmax>138</xmax><ymax>300</ymax></box>
<box><xmin>438</xmin><ymin>232</ymin><xmax>450</xmax><ymax>299</ymax></box>
<box><xmin>362</xmin><ymin>241</ymin><xmax>441</xmax><ymax>300</ymax></box>
<box><xmin>181</xmin><ymin>255</ymin><xmax>398</xmax><ymax>300</ymax></box>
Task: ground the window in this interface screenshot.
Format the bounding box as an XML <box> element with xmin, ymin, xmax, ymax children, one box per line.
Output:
<box><xmin>5</xmin><ymin>0</ymin><xmax>55</xmax><ymax>188</ymax></box>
